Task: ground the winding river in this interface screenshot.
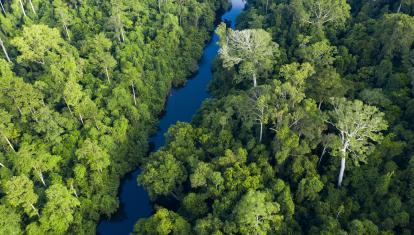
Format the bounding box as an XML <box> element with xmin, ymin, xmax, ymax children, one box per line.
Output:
<box><xmin>97</xmin><ymin>0</ymin><xmax>245</xmax><ymax>234</ymax></box>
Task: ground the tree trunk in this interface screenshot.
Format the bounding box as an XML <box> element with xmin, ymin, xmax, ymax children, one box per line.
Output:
<box><xmin>0</xmin><ymin>38</ymin><xmax>11</xmax><ymax>63</ymax></box>
<box><xmin>397</xmin><ymin>0</ymin><xmax>404</xmax><ymax>13</ymax></box>
<box><xmin>70</xmin><ymin>183</ymin><xmax>78</xmax><ymax>197</ymax></box>
<box><xmin>63</xmin><ymin>97</ymin><xmax>73</xmax><ymax>115</ymax></box>
<box><xmin>64</xmin><ymin>24</ymin><xmax>71</xmax><ymax>41</ymax></box>
<box><xmin>0</xmin><ymin>162</ymin><xmax>4</xmax><ymax>167</ymax></box>
<box><xmin>265</xmin><ymin>0</ymin><xmax>269</xmax><ymax>14</ymax></box>
<box><xmin>253</xmin><ymin>72</ymin><xmax>257</xmax><ymax>87</ymax></box>
<box><xmin>120</xmin><ymin>27</ymin><xmax>125</xmax><ymax>42</ymax></box>
<box><xmin>318</xmin><ymin>146</ymin><xmax>327</xmax><ymax>167</ymax></box>
<box><xmin>18</xmin><ymin>0</ymin><xmax>27</xmax><ymax>17</ymax></box>
<box><xmin>259</xmin><ymin>121</ymin><xmax>263</xmax><ymax>143</ymax></box>
<box><xmin>171</xmin><ymin>191</ymin><xmax>179</xmax><ymax>200</ymax></box>
<box><xmin>93</xmin><ymin>118</ymin><xmax>100</xmax><ymax>130</ymax></box>
<box><xmin>79</xmin><ymin>113</ymin><xmax>84</xmax><ymax>125</ymax></box>
<box><xmin>28</xmin><ymin>0</ymin><xmax>35</xmax><ymax>14</ymax></box>
<box><xmin>2</xmin><ymin>133</ymin><xmax>15</xmax><ymax>152</ymax></box>
<box><xmin>30</xmin><ymin>204</ymin><xmax>40</xmax><ymax>217</ymax></box>
<box><xmin>0</xmin><ymin>0</ymin><xmax>6</xmax><ymax>16</ymax></box>
<box><xmin>104</xmin><ymin>67</ymin><xmax>110</xmax><ymax>84</ymax></box>
<box><xmin>337</xmin><ymin>156</ymin><xmax>346</xmax><ymax>187</ymax></box>
<box><xmin>38</xmin><ymin>170</ymin><xmax>46</xmax><ymax>186</ymax></box>
<box><xmin>131</xmin><ymin>81</ymin><xmax>137</xmax><ymax>105</ymax></box>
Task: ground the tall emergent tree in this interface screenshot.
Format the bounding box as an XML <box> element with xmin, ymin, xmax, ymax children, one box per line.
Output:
<box><xmin>217</xmin><ymin>24</ymin><xmax>278</xmax><ymax>87</ymax></box>
<box><xmin>293</xmin><ymin>0</ymin><xmax>351</xmax><ymax>27</ymax></box>
<box><xmin>327</xmin><ymin>98</ymin><xmax>388</xmax><ymax>187</ymax></box>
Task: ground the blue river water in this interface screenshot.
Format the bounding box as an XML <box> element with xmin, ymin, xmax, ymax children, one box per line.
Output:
<box><xmin>97</xmin><ymin>0</ymin><xmax>245</xmax><ymax>234</ymax></box>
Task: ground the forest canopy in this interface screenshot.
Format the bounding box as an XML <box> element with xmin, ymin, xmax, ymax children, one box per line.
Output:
<box><xmin>0</xmin><ymin>0</ymin><xmax>227</xmax><ymax>234</ymax></box>
<box><xmin>136</xmin><ymin>0</ymin><xmax>414</xmax><ymax>234</ymax></box>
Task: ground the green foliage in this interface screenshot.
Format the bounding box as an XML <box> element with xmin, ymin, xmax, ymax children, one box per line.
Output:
<box><xmin>292</xmin><ymin>0</ymin><xmax>351</xmax><ymax>28</ymax></box>
<box><xmin>133</xmin><ymin>208</ymin><xmax>191</xmax><ymax>235</ymax></box>
<box><xmin>0</xmin><ymin>0</ymin><xmax>226</xmax><ymax>233</ymax></box>
<box><xmin>218</xmin><ymin>24</ymin><xmax>279</xmax><ymax>87</ymax></box>
<box><xmin>0</xmin><ymin>205</ymin><xmax>22</xmax><ymax>235</ymax></box>
<box><xmin>232</xmin><ymin>190</ymin><xmax>283</xmax><ymax>234</ymax></box>
<box><xmin>135</xmin><ymin>0</ymin><xmax>414</xmax><ymax>233</ymax></box>
<box><xmin>138</xmin><ymin>151</ymin><xmax>186</xmax><ymax>199</ymax></box>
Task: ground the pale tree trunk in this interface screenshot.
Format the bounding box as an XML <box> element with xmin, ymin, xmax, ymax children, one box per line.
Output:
<box><xmin>265</xmin><ymin>0</ymin><xmax>269</xmax><ymax>14</ymax></box>
<box><xmin>30</xmin><ymin>204</ymin><xmax>40</xmax><ymax>217</ymax></box>
<box><xmin>0</xmin><ymin>0</ymin><xmax>6</xmax><ymax>16</ymax></box>
<box><xmin>255</xmin><ymin>215</ymin><xmax>260</xmax><ymax>235</ymax></box>
<box><xmin>37</xmin><ymin>170</ymin><xmax>46</xmax><ymax>186</ymax></box>
<box><xmin>336</xmin><ymin>210</ymin><xmax>341</xmax><ymax>219</ymax></box>
<box><xmin>18</xmin><ymin>0</ymin><xmax>27</xmax><ymax>17</ymax></box>
<box><xmin>259</xmin><ymin>121</ymin><xmax>263</xmax><ymax>142</ymax></box>
<box><xmin>0</xmin><ymin>38</ymin><xmax>11</xmax><ymax>63</ymax></box>
<box><xmin>318</xmin><ymin>145</ymin><xmax>327</xmax><ymax>167</ymax></box>
<box><xmin>253</xmin><ymin>72</ymin><xmax>257</xmax><ymax>87</ymax></box>
<box><xmin>28</xmin><ymin>0</ymin><xmax>35</xmax><ymax>14</ymax></box>
<box><xmin>120</xmin><ymin>27</ymin><xmax>125</xmax><ymax>42</ymax></box>
<box><xmin>63</xmin><ymin>24</ymin><xmax>71</xmax><ymax>41</ymax></box>
<box><xmin>70</xmin><ymin>183</ymin><xmax>78</xmax><ymax>197</ymax></box>
<box><xmin>63</xmin><ymin>97</ymin><xmax>73</xmax><ymax>115</ymax></box>
<box><xmin>171</xmin><ymin>190</ymin><xmax>179</xmax><ymax>200</ymax></box>
<box><xmin>29</xmin><ymin>107</ymin><xmax>38</xmax><ymax>121</ymax></box>
<box><xmin>14</xmin><ymin>101</ymin><xmax>23</xmax><ymax>116</ymax></box>
<box><xmin>338</xmin><ymin>141</ymin><xmax>348</xmax><ymax>187</ymax></box>
<box><xmin>79</xmin><ymin>113</ymin><xmax>84</xmax><ymax>125</ymax></box>
<box><xmin>93</xmin><ymin>118</ymin><xmax>100</xmax><ymax>130</ymax></box>
<box><xmin>105</xmin><ymin>67</ymin><xmax>110</xmax><ymax>83</ymax></box>
<box><xmin>397</xmin><ymin>0</ymin><xmax>404</xmax><ymax>13</ymax></box>
<box><xmin>2</xmin><ymin>132</ymin><xmax>15</xmax><ymax>152</ymax></box>
<box><xmin>131</xmin><ymin>81</ymin><xmax>137</xmax><ymax>105</ymax></box>
<box><xmin>0</xmin><ymin>162</ymin><xmax>4</xmax><ymax>167</ymax></box>
<box><xmin>338</xmin><ymin>156</ymin><xmax>346</xmax><ymax>187</ymax></box>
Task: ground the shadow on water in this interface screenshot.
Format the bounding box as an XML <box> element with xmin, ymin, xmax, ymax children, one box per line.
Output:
<box><xmin>97</xmin><ymin>0</ymin><xmax>245</xmax><ymax>234</ymax></box>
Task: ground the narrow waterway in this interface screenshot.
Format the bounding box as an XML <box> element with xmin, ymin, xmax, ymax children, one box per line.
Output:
<box><xmin>97</xmin><ymin>0</ymin><xmax>245</xmax><ymax>234</ymax></box>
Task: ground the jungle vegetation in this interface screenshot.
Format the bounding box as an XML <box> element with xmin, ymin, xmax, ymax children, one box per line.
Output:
<box><xmin>136</xmin><ymin>0</ymin><xmax>414</xmax><ymax>234</ymax></box>
<box><xmin>0</xmin><ymin>0</ymin><xmax>228</xmax><ymax>233</ymax></box>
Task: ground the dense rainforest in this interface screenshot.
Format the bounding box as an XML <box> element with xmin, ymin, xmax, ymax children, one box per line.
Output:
<box><xmin>136</xmin><ymin>0</ymin><xmax>414</xmax><ymax>234</ymax></box>
<box><xmin>0</xmin><ymin>0</ymin><xmax>228</xmax><ymax>234</ymax></box>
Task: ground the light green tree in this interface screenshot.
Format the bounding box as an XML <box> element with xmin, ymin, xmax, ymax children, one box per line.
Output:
<box><xmin>11</xmin><ymin>142</ymin><xmax>61</xmax><ymax>186</ymax></box>
<box><xmin>81</xmin><ymin>33</ymin><xmax>117</xmax><ymax>83</ymax></box>
<box><xmin>0</xmin><ymin>205</ymin><xmax>22</xmax><ymax>235</ymax></box>
<box><xmin>11</xmin><ymin>25</ymin><xmax>64</xmax><ymax>64</ymax></box>
<box><xmin>292</xmin><ymin>0</ymin><xmax>351</xmax><ymax>27</ymax></box>
<box><xmin>138</xmin><ymin>151</ymin><xmax>186</xmax><ymax>199</ymax></box>
<box><xmin>76</xmin><ymin>138</ymin><xmax>110</xmax><ymax>173</ymax></box>
<box><xmin>327</xmin><ymin>98</ymin><xmax>388</xmax><ymax>187</ymax></box>
<box><xmin>133</xmin><ymin>208</ymin><xmax>191</xmax><ymax>235</ymax></box>
<box><xmin>3</xmin><ymin>175</ymin><xmax>39</xmax><ymax>217</ymax></box>
<box><xmin>233</xmin><ymin>190</ymin><xmax>283</xmax><ymax>235</ymax></box>
<box><xmin>39</xmin><ymin>184</ymin><xmax>80</xmax><ymax>234</ymax></box>
<box><xmin>217</xmin><ymin>24</ymin><xmax>278</xmax><ymax>87</ymax></box>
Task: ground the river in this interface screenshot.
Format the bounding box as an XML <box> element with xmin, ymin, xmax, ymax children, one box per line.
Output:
<box><xmin>97</xmin><ymin>0</ymin><xmax>245</xmax><ymax>234</ymax></box>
